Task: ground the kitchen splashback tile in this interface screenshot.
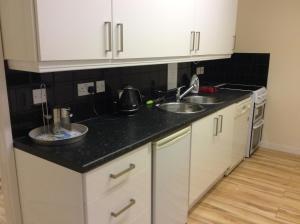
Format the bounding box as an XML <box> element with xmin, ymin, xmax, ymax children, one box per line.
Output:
<box><xmin>177</xmin><ymin>53</ymin><xmax>270</xmax><ymax>87</ymax></box>
<box><xmin>6</xmin><ymin>53</ymin><xmax>269</xmax><ymax>138</ymax></box>
<box><xmin>5</xmin><ymin>64</ymin><xmax>168</xmax><ymax>137</ymax></box>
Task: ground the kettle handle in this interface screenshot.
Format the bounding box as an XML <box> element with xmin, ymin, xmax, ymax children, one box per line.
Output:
<box><xmin>135</xmin><ymin>89</ymin><xmax>143</xmax><ymax>104</ymax></box>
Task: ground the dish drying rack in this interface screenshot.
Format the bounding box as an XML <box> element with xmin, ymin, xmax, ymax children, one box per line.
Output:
<box><xmin>28</xmin><ymin>83</ymin><xmax>88</xmax><ymax>146</ymax></box>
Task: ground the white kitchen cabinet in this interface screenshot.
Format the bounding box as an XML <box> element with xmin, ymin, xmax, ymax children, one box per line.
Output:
<box><xmin>35</xmin><ymin>0</ymin><xmax>112</xmax><ymax>61</ymax></box>
<box><xmin>15</xmin><ymin>144</ymin><xmax>151</xmax><ymax>224</ymax></box>
<box><xmin>37</xmin><ymin>0</ymin><xmax>195</xmax><ymax>61</ymax></box>
<box><xmin>193</xmin><ymin>0</ymin><xmax>238</xmax><ymax>55</ymax></box>
<box><xmin>189</xmin><ymin>105</ymin><xmax>234</xmax><ymax>208</ymax></box>
<box><xmin>0</xmin><ymin>0</ymin><xmax>237</xmax><ymax>72</ymax></box>
<box><xmin>112</xmin><ymin>0</ymin><xmax>194</xmax><ymax>59</ymax></box>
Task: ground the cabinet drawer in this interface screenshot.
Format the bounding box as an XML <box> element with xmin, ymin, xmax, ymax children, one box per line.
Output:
<box><xmin>84</xmin><ymin>144</ymin><xmax>151</xmax><ymax>203</ymax></box>
<box><xmin>85</xmin><ymin>163</ymin><xmax>151</xmax><ymax>224</ymax></box>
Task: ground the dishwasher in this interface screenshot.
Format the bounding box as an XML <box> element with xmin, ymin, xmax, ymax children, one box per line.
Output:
<box><xmin>152</xmin><ymin>126</ymin><xmax>191</xmax><ymax>224</ymax></box>
<box><xmin>227</xmin><ymin>98</ymin><xmax>252</xmax><ymax>174</ymax></box>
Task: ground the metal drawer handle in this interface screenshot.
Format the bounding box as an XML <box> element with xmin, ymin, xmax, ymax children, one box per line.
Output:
<box><xmin>111</xmin><ymin>199</ymin><xmax>136</xmax><ymax>218</ymax></box>
<box><xmin>110</xmin><ymin>164</ymin><xmax>135</xmax><ymax>179</ymax></box>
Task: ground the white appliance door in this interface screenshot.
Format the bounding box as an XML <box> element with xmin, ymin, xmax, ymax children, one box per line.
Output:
<box><xmin>250</xmin><ymin>120</ymin><xmax>264</xmax><ymax>155</ymax></box>
<box><xmin>253</xmin><ymin>101</ymin><xmax>266</xmax><ymax>123</ymax></box>
<box><xmin>153</xmin><ymin>127</ymin><xmax>191</xmax><ymax>224</ymax></box>
<box><xmin>231</xmin><ymin>102</ymin><xmax>251</xmax><ymax>169</ymax></box>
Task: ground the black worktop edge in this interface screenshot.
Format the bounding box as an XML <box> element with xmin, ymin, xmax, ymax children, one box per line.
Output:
<box><xmin>14</xmin><ymin>92</ymin><xmax>252</xmax><ymax>173</ymax></box>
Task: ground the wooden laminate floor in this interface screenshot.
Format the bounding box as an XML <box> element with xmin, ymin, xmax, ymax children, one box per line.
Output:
<box><xmin>188</xmin><ymin>148</ymin><xmax>300</xmax><ymax>224</ymax></box>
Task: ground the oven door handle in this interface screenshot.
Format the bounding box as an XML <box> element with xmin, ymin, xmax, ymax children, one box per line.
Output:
<box><xmin>258</xmin><ymin>92</ymin><xmax>268</xmax><ymax>99</ymax></box>
<box><xmin>253</xmin><ymin>120</ymin><xmax>264</xmax><ymax>129</ymax></box>
<box><xmin>255</xmin><ymin>100</ymin><xmax>267</xmax><ymax>108</ymax></box>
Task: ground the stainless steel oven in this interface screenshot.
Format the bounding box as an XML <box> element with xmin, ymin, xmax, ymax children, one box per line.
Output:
<box><xmin>253</xmin><ymin>101</ymin><xmax>266</xmax><ymax>123</ymax></box>
<box><xmin>250</xmin><ymin>120</ymin><xmax>264</xmax><ymax>155</ymax></box>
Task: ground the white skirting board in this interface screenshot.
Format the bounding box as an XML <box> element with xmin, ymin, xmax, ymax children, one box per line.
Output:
<box><xmin>260</xmin><ymin>141</ymin><xmax>300</xmax><ymax>155</ymax></box>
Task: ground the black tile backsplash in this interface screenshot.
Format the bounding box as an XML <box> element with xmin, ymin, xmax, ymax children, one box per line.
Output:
<box><xmin>178</xmin><ymin>53</ymin><xmax>270</xmax><ymax>87</ymax></box>
<box><xmin>6</xmin><ymin>53</ymin><xmax>269</xmax><ymax>138</ymax></box>
<box><xmin>191</xmin><ymin>58</ymin><xmax>231</xmax><ymax>85</ymax></box>
<box><xmin>177</xmin><ymin>62</ymin><xmax>193</xmax><ymax>87</ymax></box>
<box><xmin>6</xmin><ymin>63</ymin><xmax>168</xmax><ymax>137</ymax></box>
<box><xmin>229</xmin><ymin>53</ymin><xmax>270</xmax><ymax>86</ymax></box>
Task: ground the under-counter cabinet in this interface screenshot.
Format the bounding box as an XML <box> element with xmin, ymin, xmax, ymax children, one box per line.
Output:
<box><xmin>15</xmin><ymin>144</ymin><xmax>151</xmax><ymax>224</ymax></box>
<box><xmin>189</xmin><ymin>105</ymin><xmax>235</xmax><ymax>208</ymax></box>
<box><xmin>0</xmin><ymin>0</ymin><xmax>238</xmax><ymax>72</ymax></box>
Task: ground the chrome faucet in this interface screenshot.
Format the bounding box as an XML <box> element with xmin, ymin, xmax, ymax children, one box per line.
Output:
<box><xmin>176</xmin><ymin>86</ymin><xmax>186</xmax><ymax>101</ymax></box>
<box><xmin>176</xmin><ymin>75</ymin><xmax>200</xmax><ymax>102</ymax></box>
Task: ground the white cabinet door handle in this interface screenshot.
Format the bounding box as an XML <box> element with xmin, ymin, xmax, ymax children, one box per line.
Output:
<box><xmin>196</xmin><ymin>32</ymin><xmax>201</xmax><ymax>51</ymax></box>
<box><xmin>190</xmin><ymin>31</ymin><xmax>196</xmax><ymax>51</ymax></box>
<box><xmin>218</xmin><ymin>115</ymin><xmax>223</xmax><ymax>134</ymax></box>
<box><xmin>117</xmin><ymin>23</ymin><xmax>124</xmax><ymax>53</ymax></box>
<box><xmin>233</xmin><ymin>35</ymin><xmax>236</xmax><ymax>51</ymax></box>
<box><xmin>213</xmin><ymin>117</ymin><xmax>219</xmax><ymax>136</ymax></box>
<box><xmin>104</xmin><ymin>22</ymin><xmax>112</xmax><ymax>52</ymax></box>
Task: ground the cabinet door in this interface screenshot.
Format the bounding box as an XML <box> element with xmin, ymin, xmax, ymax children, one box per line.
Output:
<box><xmin>189</xmin><ymin>113</ymin><xmax>220</xmax><ymax>207</ymax></box>
<box><xmin>194</xmin><ymin>0</ymin><xmax>238</xmax><ymax>55</ymax></box>
<box><xmin>35</xmin><ymin>0</ymin><xmax>112</xmax><ymax>61</ymax></box>
<box><xmin>215</xmin><ymin>0</ymin><xmax>238</xmax><ymax>54</ymax></box>
<box><xmin>215</xmin><ymin>105</ymin><xmax>235</xmax><ymax>175</ymax></box>
<box><xmin>112</xmin><ymin>0</ymin><xmax>194</xmax><ymax>59</ymax></box>
<box><xmin>189</xmin><ymin>105</ymin><xmax>235</xmax><ymax>207</ymax></box>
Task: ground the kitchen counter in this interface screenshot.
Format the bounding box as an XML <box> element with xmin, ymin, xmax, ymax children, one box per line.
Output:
<box><xmin>14</xmin><ymin>89</ymin><xmax>252</xmax><ymax>173</ymax></box>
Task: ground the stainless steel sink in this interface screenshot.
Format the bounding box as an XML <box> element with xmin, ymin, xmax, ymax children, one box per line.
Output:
<box><xmin>157</xmin><ymin>102</ymin><xmax>205</xmax><ymax>114</ymax></box>
<box><xmin>183</xmin><ymin>96</ymin><xmax>224</xmax><ymax>105</ymax></box>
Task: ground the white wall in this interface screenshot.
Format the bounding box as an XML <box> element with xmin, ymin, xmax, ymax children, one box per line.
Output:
<box><xmin>0</xmin><ymin>29</ymin><xmax>23</xmax><ymax>224</ymax></box>
<box><xmin>235</xmin><ymin>0</ymin><xmax>300</xmax><ymax>154</ymax></box>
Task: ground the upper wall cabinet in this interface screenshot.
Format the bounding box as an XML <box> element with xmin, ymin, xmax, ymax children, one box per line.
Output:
<box><xmin>0</xmin><ymin>0</ymin><xmax>237</xmax><ymax>73</ymax></box>
<box><xmin>36</xmin><ymin>0</ymin><xmax>194</xmax><ymax>61</ymax></box>
<box><xmin>36</xmin><ymin>0</ymin><xmax>112</xmax><ymax>61</ymax></box>
<box><xmin>192</xmin><ymin>0</ymin><xmax>238</xmax><ymax>56</ymax></box>
<box><xmin>112</xmin><ymin>0</ymin><xmax>194</xmax><ymax>59</ymax></box>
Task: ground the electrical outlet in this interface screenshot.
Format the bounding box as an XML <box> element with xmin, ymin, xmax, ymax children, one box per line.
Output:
<box><xmin>96</xmin><ymin>80</ymin><xmax>105</xmax><ymax>93</ymax></box>
<box><xmin>196</xmin><ymin>66</ymin><xmax>205</xmax><ymax>75</ymax></box>
<box><xmin>77</xmin><ymin>82</ymin><xmax>95</xmax><ymax>96</ymax></box>
<box><xmin>33</xmin><ymin>88</ymin><xmax>47</xmax><ymax>104</ymax></box>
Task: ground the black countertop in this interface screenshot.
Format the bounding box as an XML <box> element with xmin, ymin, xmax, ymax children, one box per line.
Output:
<box><xmin>14</xmin><ymin>89</ymin><xmax>252</xmax><ymax>173</ymax></box>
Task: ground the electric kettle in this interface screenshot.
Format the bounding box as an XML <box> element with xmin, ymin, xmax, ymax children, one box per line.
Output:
<box><xmin>118</xmin><ymin>85</ymin><xmax>142</xmax><ymax>114</ymax></box>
